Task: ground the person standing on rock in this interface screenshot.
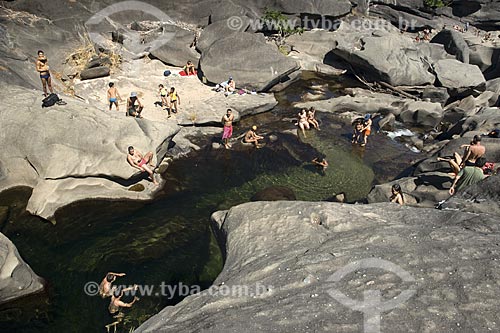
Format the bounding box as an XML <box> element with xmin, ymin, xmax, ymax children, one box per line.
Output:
<box><xmin>449</xmin><ymin>157</ymin><xmax>486</xmax><ymax>195</ymax></box>
<box><xmin>107</xmin><ymin>82</ymin><xmax>121</xmax><ymax>112</ymax></box>
<box><xmin>127</xmin><ymin>92</ymin><xmax>143</xmax><ymax>118</ymax></box>
<box><xmin>221</xmin><ymin>109</ymin><xmax>234</xmax><ymax>149</ymax></box>
<box><xmin>127</xmin><ymin>146</ymin><xmax>158</xmax><ymax>185</ymax></box>
<box><xmin>99</xmin><ymin>272</ymin><xmax>126</xmax><ymax>298</ymax></box>
<box><xmin>36</xmin><ymin>50</ymin><xmax>54</xmax><ymax>97</ymax></box>
<box><xmin>168</xmin><ymin>87</ymin><xmax>180</xmax><ymax>114</ymax></box>
<box><xmin>361</xmin><ymin>114</ymin><xmax>372</xmax><ymax>147</ymax></box>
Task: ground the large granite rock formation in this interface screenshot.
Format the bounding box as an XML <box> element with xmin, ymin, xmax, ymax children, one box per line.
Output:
<box><xmin>199</xmin><ymin>32</ymin><xmax>300</xmax><ymax>92</ymax></box>
<box><xmin>0</xmin><ymin>85</ymin><xmax>180</xmax><ymax>220</ymax></box>
<box><xmin>136</xmin><ymin>200</ymin><xmax>500</xmax><ymax>332</ymax></box>
<box><xmin>0</xmin><ymin>233</ymin><xmax>44</xmax><ymax>305</ymax></box>
<box><xmin>430</xmin><ymin>29</ymin><xmax>470</xmax><ymax>63</ymax></box>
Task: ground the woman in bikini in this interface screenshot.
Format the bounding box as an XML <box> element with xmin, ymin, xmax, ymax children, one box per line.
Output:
<box><xmin>36</xmin><ymin>50</ymin><xmax>54</xmax><ymax>97</ymax></box>
<box><xmin>297</xmin><ymin>109</ymin><xmax>310</xmax><ymax>138</ymax></box>
<box><xmin>168</xmin><ymin>87</ymin><xmax>180</xmax><ymax>114</ymax></box>
<box><xmin>307</xmin><ymin>107</ymin><xmax>320</xmax><ymax>130</ymax></box>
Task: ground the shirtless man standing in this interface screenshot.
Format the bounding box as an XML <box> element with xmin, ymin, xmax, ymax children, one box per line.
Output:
<box><xmin>107</xmin><ymin>82</ymin><xmax>121</xmax><ymax>111</ymax></box>
<box><xmin>221</xmin><ymin>109</ymin><xmax>234</xmax><ymax>149</ymax></box>
<box><xmin>127</xmin><ymin>146</ymin><xmax>158</xmax><ymax>185</ymax></box>
<box><xmin>36</xmin><ymin>50</ymin><xmax>54</xmax><ymax>97</ymax></box>
<box><xmin>99</xmin><ymin>272</ymin><xmax>126</xmax><ymax>298</ymax></box>
<box><xmin>244</xmin><ymin>125</ymin><xmax>264</xmax><ymax>148</ymax></box>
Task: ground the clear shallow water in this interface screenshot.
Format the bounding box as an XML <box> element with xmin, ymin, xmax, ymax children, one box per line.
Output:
<box><xmin>0</xmin><ymin>73</ymin><xmax>420</xmax><ymax>333</ymax></box>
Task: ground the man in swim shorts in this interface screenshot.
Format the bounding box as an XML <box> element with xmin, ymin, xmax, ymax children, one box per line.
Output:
<box><xmin>36</xmin><ymin>50</ymin><xmax>54</xmax><ymax>97</ymax></box>
<box><xmin>127</xmin><ymin>92</ymin><xmax>144</xmax><ymax>118</ymax></box>
<box><xmin>221</xmin><ymin>109</ymin><xmax>234</xmax><ymax>149</ymax></box>
<box><xmin>127</xmin><ymin>146</ymin><xmax>158</xmax><ymax>185</ymax></box>
<box><xmin>107</xmin><ymin>82</ymin><xmax>121</xmax><ymax>111</ymax></box>
<box><xmin>99</xmin><ymin>272</ymin><xmax>126</xmax><ymax>298</ymax></box>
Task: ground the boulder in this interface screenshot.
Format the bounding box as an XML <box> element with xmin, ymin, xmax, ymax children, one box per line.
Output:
<box><xmin>85</xmin><ymin>57</ymin><xmax>112</xmax><ymax>69</ymax></box>
<box><xmin>197</xmin><ymin>17</ymin><xmax>250</xmax><ymax>53</ymax></box>
<box><xmin>440</xmin><ymin>174</ymin><xmax>500</xmax><ymax>216</ymax></box>
<box><xmin>80</xmin><ymin>66</ymin><xmax>110</xmax><ymax>80</ymax></box>
<box><xmin>433</xmin><ymin>59</ymin><xmax>485</xmax><ymax>92</ymax></box>
<box><xmin>367</xmin><ymin>177</ymin><xmax>419</xmax><ymax>205</ymax></box>
<box><xmin>199</xmin><ymin>32</ymin><xmax>300</xmax><ymax>91</ymax></box>
<box><xmin>276</xmin><ymin>0</ymin><xmax>352</xmax><ymax>17</ymax></box>
<box><xmin>430</xmin><ymin>29</ymin><xmax>470</xmax><ymax>63</ymax></box>
<box><xmin>0</xmin><ymin>233</ymin><xmax>44</xmax><ymax>305</ymax></box>
<box><xmin>149</xmin><ymin>26</ymin><xmax>200</xmax><ymax>67</ymax></box>
<box><xmin>332</xmin><ymin>33</ymin><xmax>436</xmax><ymax>86</ymax></box>
<box><xmin>136</xmin><ymin>200</ymin><xmax>500</xmax><ymax>332</ymax></box>
<box><xmin>456</xmin><ymin>0</ymin><xmax>500</xmax><ymax>30</ymax></box>
<box><xmin>468</xmin><ymin>44</ymin><xmax>500</xmax><ymax>81</ymax></box>
<box><xmin>0</xmin><ymin>85</ymin><xmax>180</xmax><ymax>220</ymax></box>
<box><xmin>370</xmin><ymin>5</ymin><xmax>440</xmax><ymax>31</ymax></box>
<box><xmin>399</xmin><ymin>100</ymin><xmax>444</xmax><ymax>128</ymax></box>
<box><xmin>251</xmin><ymin>186</ymin><xmax>296</xmax><ymax>201</ymax></box>
<box><xmin>421</xmin><ymin>86</ymin><xmax>450</xmax><ymax>105</ymax></box>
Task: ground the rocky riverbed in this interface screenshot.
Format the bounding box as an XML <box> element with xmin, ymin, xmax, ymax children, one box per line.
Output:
<box><xmin>1</xmin><ymin>0</ymin><xmax>500</xmax><ymax>331</ymax></box>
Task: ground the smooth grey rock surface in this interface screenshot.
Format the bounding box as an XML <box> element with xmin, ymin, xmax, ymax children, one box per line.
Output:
<box><xmin>136</xmin><ymin>200</ymin><xmax>500</xmax><ymax>332</ymax></box>
<box><xmin>0</xmin><ymin>233</ymin><xmax>44</xmax><ymax>305</ymax></box>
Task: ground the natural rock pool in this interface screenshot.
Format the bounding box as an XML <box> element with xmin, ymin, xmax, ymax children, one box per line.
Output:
<box><xmin>0</xmin><ymin>75</ymin><xmax>420</xmax><ymax>332</ymax></box>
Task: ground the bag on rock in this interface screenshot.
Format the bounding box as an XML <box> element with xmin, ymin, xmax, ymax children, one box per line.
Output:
<box><xmin>164</xmin><ymin>70</ymin><xmax>171</xmax><ymax>77</ymax></box>
<box><xmin>42</xmin><ymin>93</ymin><xmax>61</xmax><ymax>108</ymax></box>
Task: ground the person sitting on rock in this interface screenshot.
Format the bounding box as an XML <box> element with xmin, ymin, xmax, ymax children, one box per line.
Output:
<box><xmin>183</xmin><ymin>60</ymin><xmax>196</xmax><ymax>75</ymax></box>
<box><xmin>168</xmin><ymin>87</ymin><xmax>180</xmax><ymax>114</ymax></box>
<box><xmin>449</xmin><ymin>157</ymin><xmax>486</xmax><ymax>195</ymax></box>
<box><xmin>127</xmin><ymin>92</ymin><xmax>143</xmax><ymax>118</ymax></box>
<box><xmin>107</xmin><ymin>82</ymin><xmax>121</xmax><ymax>112</ymax></box>
<box><xmin>244</xmin><ymin>125</ymin><xmax>264</xmax><ymax>148</ymax></box>
<box><xmin>126</xmin><ymin>146</ymin><xmax>158</xmax><ymax>185</ymax></box>
<box><xmin>307</xmin><ymin>107</ymin><xmax>320</xmax><ymax>130</ymax></box>
<box><xmin>361</xmin><ymin>114</ymin><xmax>372</xmax><ymax>147</ymax></box>
<box><xmin>297</xmin><ymin>109</ymin><xmax>310</xmax><ymax>138</ymax></box>
<box><xmin>36</xmin><ymin>50</ymin><xmax>54</xmax><ymax>97</ymax></box>
<box><xmin>108</xmin><ymin>286</ymin><xmax>139</xmax><ymax>315</ymax></box>
<box><xmin>312</xmin><ymin>156</ymin><xmax>328</xmax><ymax>173</ymax></box>
<box><xmin>440</xmin><ymin>135</ymin><xmax>487</xmax><ymax>175</ymax></box>
<box><xmin>99</xmin><ymin>272</ymin><xmax>126</xmax><ymax>298</ymax></box>
<box><xmin>225</xmin><ymin>77</ymin><xmax>236</xmax><ymax>93</ymax></box>
<box><xmin>390</xmin><ymin>184</ymin><xmax>404</xmax><ymax>205</ymax></box>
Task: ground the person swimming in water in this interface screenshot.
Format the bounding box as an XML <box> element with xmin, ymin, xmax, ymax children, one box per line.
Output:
<box><xmin>99</xmin><ymin>272</ymin><xmax>126</xmax><ymax>298</ymax></box>
<box><xmin>390</xmin><ymin>184</ymin><xmax>404</xmax><ymax>205</ymax></box>
<box><xmin>312</xmin><ymin>156</ymin><xmax>328</xmax><ymax>175</ymax></box>
<box><xmin>36</xmin><ymin>50</ymin><xmax>54</xmax><ymax>97</ymax></box>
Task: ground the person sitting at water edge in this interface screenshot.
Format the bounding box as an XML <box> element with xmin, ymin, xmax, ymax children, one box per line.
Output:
<box><xmin>244</xmin><ymin>125</ymin><xmax>264</xmax><ymax>148</ymax></box>
<box><xmin>449</xmin><ymin>157</ymin><xmax>486</xmax><ymax>195</ymax></box>
<box><xmin>297</xmin><ymin>109</ymin><xmax>310</xmax><ymax>138</ymax></box>
<box><xmin>183</xmin><ymin>60</ymin><xmax>196</xmax><ymax>75</ymax></box>
<box><xmin>168</xmin><ymin>87</ymin><xmax>180</xmax><ymax>114</ymax></box>
<box><xmin>127</xmin><ymin>146</ymin><xmax>158</xmax><ymax>185</ymax></box>
<box><xmin>107</xmin><ymin>82</ymin><xmax>121</xmax><ymax>112</ymax></box>
<box><xmin>108</xmin><ymin>286</ymin><xmax>139</xmax><ymax>315</ymax></box>
<box><xmin>312</xmin><ymin>157</ymin><xmax>328</xmax><ymax>172</ymax></box>
<box><xmin>221</xmin><ymin>109</ymin><xmax>234</xmax><ymax>149</ymax></box>
<box><xmin>99</xmin><ymin>272</ymin><xmax>126</xmax><ymax>298</ymax></box>
<box><xmin>361</xmin><ymin>114</ymin><xmax>372</xmax><ymax>147</ymax></box>
<box><xmin>390</xmin><ymin>184</ymin><xmax>404</xmax><ymax>205</ymax></box>
<box><xmin>36</xmin><ymin>50</ymin><xmax>54</xmax><ymax>97</ymax></box>
<box><xmin>307</xmin><ymin>107</ymin><xmax>320</xmax><ymax>130</ymax></box>
<box><xmin>127</xmin><ymin>92</ymin><xmax>143</xmax><ymax>118</ymax></box>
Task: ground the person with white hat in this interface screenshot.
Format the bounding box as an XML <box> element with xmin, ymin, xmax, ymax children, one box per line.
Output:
<box><xmin>127</xmin><ymin>92</ymin><xmax>143</xmax><ymax>118</ymax></box>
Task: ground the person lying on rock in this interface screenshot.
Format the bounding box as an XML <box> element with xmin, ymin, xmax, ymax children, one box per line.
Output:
<box><xmin>127</xmin><ymin>92</ymin><xmax>143</xmax><ymax>118</ymax></box>
<box><xmin>36</xmin><ymin>50</ymin><xmax>54</xmax><ymax>97</ymax></box>
<box><xmin>449</xmin><ymin>157</ymin><xmax>486</xmax><ymax>195</ymax></box>
<box><xmin>390</xmin><ymin>184</ymin><xmax>404</xmax><ymax>205</ymax></box>
<box><xmin>244</xmin><ymin>126</ymin><xmax>264</xmax><ymax>148</ymax></box>
<box><xmin>108</xmin><ymin>286</ymin><xmax>139</xmax><ymax>315</ymax></box>
<box><xmin>183</xmin><ymin>60</ymin><xmax>196</xmax><ymax>75</ymax></box>
<box><xmin>99</xmin><ymin>272</ymin><xmax>126</xmax><ymax>298</ymax></box>
<box><xmin>127</xmin><ymin>146</ymin><xmax>158</xmax><ymax>185</ymax></box>
<box><xmin>107</xmin><ymin>82</ymin><xmax>122</xmax><ymax>112</ymax></box>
